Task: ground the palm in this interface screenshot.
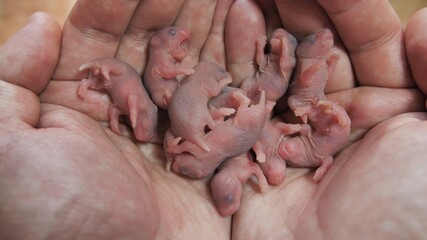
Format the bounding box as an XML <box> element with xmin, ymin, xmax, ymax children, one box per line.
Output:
<box><xmin>231</xmin><ymin>0</ymin><xmax>426</xmax><ymax>236</ymax></box>
<box><xmin>2</xmin><ymin>75</ymin><xmax>228</xmax><ymax>238</ymax></box>
<box><xmin>34</xmin><ymin>105</ymin><xmax>230</xmax><ymax>238</ymax></box>
<box><xmin>0</xmin><ymin>1</ymin><xmax>230</xmax><ymax>237</ymax></box>
<box><xmin>234</xmin><ymin>113</ymin><xmax>427</xmax><ymax>238</ymax></box>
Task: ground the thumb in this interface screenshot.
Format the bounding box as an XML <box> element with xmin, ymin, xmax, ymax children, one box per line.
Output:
<box><xmin>0</xmin><ymin>12</ymin><xmax>61</xmax><ymax>94</ymax></box>
<box><xmin>406</xmin><ymin>8</ymin><xmax>427</xmax><ymax>97</ymax></box>
<box><xmin>0</xmin><ymin>12</ymin><xmax>61</xmax><ymax>128</ymax></box>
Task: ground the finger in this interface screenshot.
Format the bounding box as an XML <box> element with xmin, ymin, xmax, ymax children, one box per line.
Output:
<box><xmin>174</xmin><ymin>0</ymin><xmax>217</xmax><ymax>68</ymax></box>
<box><xmin>53</xmin><ymin>0</ymin><xmax>141</xmax><ymax>80</ymax></box>
<box><xmin>276</xmin><ymin>0</ymin><xmax>332</xmax><ymax>39</ymax></box>
<box><xmin>0</xmin><ymin>13</ymin><xmax>61</xmax><ymax>128</ymax></box>
<box><xmin>226</xmin><ymin>0</ymin><xmax>266</xmax><ymax>87</ymax></box>
<box><xmin>317</xmin><ymin>0</ymin><xmax>414</xmax><ymax>88</ymax></box>
<box><xmin>255</xmin><ymin>0</ymin><xmax>282</xmax><ymax>37</ymax></box>
<box><xmin>406</xmin><ymin>8</ymin><xmax>427</xmax><ymax>97</ymax></box>
<box><xmin>275</xmin><ymin>0</ymin><xmax>355</xmax><ymax>93</ymax></box>
<box><xmin>200</xmin><ymin>0</ymin><xmax>234</xmax><ymax>67</ymax></box>
<box><xmin>115</xmin><ymin>0</ymin><xmax>185</xmax><ymax>74</ymax></box>
<box><xmin>328</xmin><ymin>88</ymin><xmax>425</xmax><ymax>140</ymax></box>
<box><xmin>0</xmin><ymin>12</ymin><xmax>61</xmax><ymax>94</ymax></box>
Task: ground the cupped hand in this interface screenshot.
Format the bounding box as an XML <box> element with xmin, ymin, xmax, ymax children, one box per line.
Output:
<box><xmin>232</xmin><ymin>0</ymin><xmax>427</xmax><ymax>239</ymax></box>
<box><xmin>1</xmin><ymin>0</ymin><xmax>427</xmax><ymax>239</ymax></box>
<box><xmin>0</xmin><ymin>0</ymin><xmax>232</xmax><ymax>239</ymax></box>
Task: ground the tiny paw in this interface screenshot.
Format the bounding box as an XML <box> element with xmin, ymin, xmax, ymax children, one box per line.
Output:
<box><xmin>294</xmin><ymin>108</ymin><xmax>309</xmax><ymax>123</ymax></box>
<box><xmin>79</xmin><ymin>62</ymin><xmax>99</xmax><ymax>73</ymax></box>
<box><xmin>256</xmin><ymin>152</ymin><xmax>267</xmax><ymax>163</ymax></box>
<box><xmin>77</xmin><ymin>81</ymin><xmax>89</xmax><ymax>99</ymax></box>
<box><xmin>317</xmin><ymin>101</ymin><xmax>334</xmax><ymax>114</ymax></box>
<box><xmin>184</xmin><ymin>68</ymin><xmax>195</xmax><ymax>76</ymax></box>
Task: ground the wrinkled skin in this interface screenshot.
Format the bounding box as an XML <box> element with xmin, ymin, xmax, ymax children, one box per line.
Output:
<box><xmin>168</xmin><ymin>61</ymin><xmax>233</xmax><ymax>152</ymax></box>
<box><xmin>78</xmin><ymin>57</ymin><xmax>158</xmax><ymax>142</ymax></box>
<box><xmin>211</xmin><ymin>153</ymin><xmax>268</xmax><ymax>217</ymax></box>
<box><xmin>252</xmin><ymin>118</ymin><xmax>289</xmax><ymax>185</ymax></box>
<box><xmin>279</xmin><ymin>99</ymin><xmax>351</xmax><ymax>183</ymax></box>
<box><xmin>143</xmin><ymin>26</ymin><xmax>195</xmax><ymax>109</ymax></box>
<box><xmin>166</xmin><ymin>91</ymin><xmax>269</xmax><ymax>179</ymax></box>
<box><xmin>241</xmin><ymin>28</ymin><xmax>297</xmax><ymax>102</ymax></box>
<box><xmin>279</xmin><ymin>29</ymin><xmax>351</xmax><ymax>183</ymax></box>
<box><xmin>288</xmin><ymin>28</ymin><xmax>335</xmax><ymax>122</ymax></box>
<box><xmin>1</xmin><ymin>0</ymin><xmax>427</xmax><ymax>239</ymax></box>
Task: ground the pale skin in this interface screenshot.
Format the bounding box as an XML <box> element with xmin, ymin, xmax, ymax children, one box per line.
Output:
<box><xmin>1</xmin><ymin>0</ymin><xmax>427</xmax><ymax>239</ymax></box>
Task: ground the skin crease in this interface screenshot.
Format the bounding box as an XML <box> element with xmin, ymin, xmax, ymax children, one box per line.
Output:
<box><xmin>1</xmin><ymin>1</ymin><xmax>427</xmax><ymax>240</ymax></box>
<box><xmin>226</xmin><ymin>0</ymin><xmax>266</xmax><ymax>87</ymax></box>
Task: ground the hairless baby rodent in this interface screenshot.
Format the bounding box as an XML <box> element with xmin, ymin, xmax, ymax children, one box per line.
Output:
<box><xmin>77</xmin><ymin>26</ymin><xmax>352</xmax><ymax>217</ymax></box>
<box><xmin>143</xmin><ymin>26</ymin><xmax>195</xmax><ymax>109</ymax></box>
<box><xmin>78</xmin><ymin>58</ymin><xmax>158</xmax><ymax>142</ymax></box>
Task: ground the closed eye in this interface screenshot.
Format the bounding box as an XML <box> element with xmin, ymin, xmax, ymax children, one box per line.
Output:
<box><xmin>168</xmin><ymin>28</ymin><xmax>177</xmax><ymax>37</ymax></box>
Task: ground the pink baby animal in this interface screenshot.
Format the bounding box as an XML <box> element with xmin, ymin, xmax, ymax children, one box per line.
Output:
<box><xmin>78</xmin><ymin>57</ymin><xmax>158</xmax><ymax>142</ymax></box>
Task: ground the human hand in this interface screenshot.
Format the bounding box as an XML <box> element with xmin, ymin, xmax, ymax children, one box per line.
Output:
<box><xmin>231</xmin><ymin>0</ymin><xmax>427</xmax><ymax>238</ymax></box>
<box><xmin>1</xmin><ymin>0</ymin><xmax>427</xmax><ymax>239</ymax></box>
<box><xmin>0</xmin><ymin>0</ymin><xmax>234</xmax><ymax>239</ymax></box>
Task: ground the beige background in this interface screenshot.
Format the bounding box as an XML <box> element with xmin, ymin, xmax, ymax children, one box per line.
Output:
<box><xmin>0</xmin><ymin>0</ymin><xmax>426</xmax><ymax>44</ymax></box>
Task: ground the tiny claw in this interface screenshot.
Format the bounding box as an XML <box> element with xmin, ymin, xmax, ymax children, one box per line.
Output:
<box><xmin>127</xmin><ymin>95</ymin><xmax>139</xmax><ymax>129</ymax></box>
<box><xmin>78</xmin><ymin>62</ymin><xmax>92</xmax><ymax>72</ymax></box>
<box><xmin>302</xmin><ymin>115</ymin><xmax>308</xmax><ymax>124</ymax></box>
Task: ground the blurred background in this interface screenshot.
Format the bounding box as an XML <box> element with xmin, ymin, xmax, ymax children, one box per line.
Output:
<box><xmin>0</xmin><ymin>0</ymin><xmax>427</xmax><ymax>44</ymax></box>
